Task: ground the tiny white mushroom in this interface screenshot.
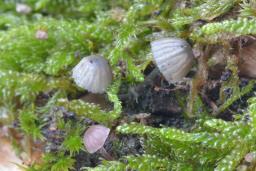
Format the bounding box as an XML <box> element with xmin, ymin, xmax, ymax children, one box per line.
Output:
<box><xmin>72</xmin><ymin>55</ymin><xmax>112</xmax><ymax>94</ymax></box>
<box><xmin>16</xmin><ymin>3</ymin><xmax>32</xmax><ymax>14</ymax></box>
<box><xmin>238</xmin><ymin>42</ymin><xmax>256</xmax><ymax>78</ymax></box>
<box><xmin>35</xmin><ymin>30</ymin><xmax>48</xmax><ymax>40</ymax></box>
<box><xmin>245</xmin><ymin>152</ymin><xmax>256</xmax><ymax>163</ymax></box>
<box><xmin>83</xmin><ymin>125</ymin><xmax>110</xmax><ymax>153</ymax></box>
<box><xmin>83</xmin><ymin>125</ymin><xmax>113</xmax><ymax>160</ymax></box>
<box><xmin>151</xmin><ymin>37</ymin><xmax>194</xmax><ymax>82</ymax></box>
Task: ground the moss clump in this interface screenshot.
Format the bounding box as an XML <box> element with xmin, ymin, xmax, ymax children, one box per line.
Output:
<box><xmin>1</xmin><ymin>0</ymin><xmax>256</xmax><ymax>170</ymax></box>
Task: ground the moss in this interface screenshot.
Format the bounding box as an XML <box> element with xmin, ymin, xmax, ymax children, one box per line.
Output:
<box><xmin>1</xmin><ymin>0</ymin><xmax>256</xmax><ymax>170</ymax></box>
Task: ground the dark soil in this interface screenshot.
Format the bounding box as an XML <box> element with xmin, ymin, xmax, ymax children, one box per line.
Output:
<box><xmin>38</xmin><ymin>67</ymin><xmax>256</xmax><ymax>170</ymax></box>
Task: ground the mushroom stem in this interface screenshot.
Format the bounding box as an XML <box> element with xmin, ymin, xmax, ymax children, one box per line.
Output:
<box><xmin>99</xmin><ymin>147</ymin><xmax>113</xmax><ymax>161</ymax></box>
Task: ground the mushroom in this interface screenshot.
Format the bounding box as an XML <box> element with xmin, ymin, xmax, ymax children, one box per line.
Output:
<box><xmin>16</xmin><ymin>3</ymin><xmax>32</xmax><ymax>14</ymax></box>
<box><xmin>238</xmin><ymin>41</ymin><xmax>256</xmax><ymax>78</ymax></box>
<box><xmin>150</xmin><ymin>37</ymin><xmax>194</xmax><ymax>82</ymax></box>
<box><xmin>245</xmin><ymin>152</ymin><xmax>256</xmax><ymax>163</ymax></box>
<box><xmin>72</xmin><ymin>55</ymin><xmax>113</xmax><ymax>94</ymax></box>
<box><xmin>83</xmin><ymin>125</ymin><xmax>113</xmax><ymax>160</ymax></box>
<box><xmin>35</xmin><ymin>30</ymin><xmax>48</xmax><ymax>40</ymax></box>
<box><xmin>236</xmin><ymin>152</ymin><xmax>256</xmax><ymax>171</ymax></box>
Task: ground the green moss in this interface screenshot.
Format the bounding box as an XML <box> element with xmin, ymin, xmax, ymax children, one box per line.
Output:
<box><xmin>171</xmin><ymin>0</ymin><xmax>239</xmax><ymax>29</ymax></box>
<box><xmin>19</xmin><ymin>108</ymin><xmax>44</xmax><ymax>140</ymax></box>
<box><xmin>62</xmin><ymin>124</ymin><xmax>84</xmax><ymax>155</ymax></box>
<box><xmin>2</xmin><ymin>0</ymin><xmax>256</xmax><ymax>170</ymax></box>
<box><xmin>192</xmin><ymin>18</ymin><xmax>256</xmax><ymax>43</ymax></box>
<box><xmin>217</xmin><ymin>57</ymin><xmax>255</xmax><ymax>115</ymax></box>
<box><xmin>56</xmin><ymin>99</ymin><xmax>120</xmax><ymax>126</ymax></box>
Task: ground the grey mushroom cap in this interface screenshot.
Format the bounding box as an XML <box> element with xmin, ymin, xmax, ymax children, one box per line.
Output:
<box><xmin>151</xmin><ymin>37</ymin><xmax>194</xmax><ymax>82</ymax></box>
<box><xmin>72</xmin><ymin>55</ymin><xmax>113</xmax><ymax>93</ymax></box>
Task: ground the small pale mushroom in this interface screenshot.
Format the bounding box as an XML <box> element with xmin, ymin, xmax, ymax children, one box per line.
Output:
<box><xmin>35</xmin><ymin>30</ymin><xmax>48</xmax><ymax>40</ymax></box>
<box><xmin>245</xmin><ymin>152</ymin><xmax>256</xmax><ymax>163</ymax></box>
<box><xmin>16</xmin><ymin>3</ymin><xmax>32</xmax><ymax>14</ymax></box>
<box><xmin>83</xmin><ymin>125</ymin><xmax>113</xmax><ymax>160</ymax></box>
<box><xmin>72</xmin><ymin>55</ymin><xmax>113</xmax><ymax>94</ymax></box>
<box><xmin>151</xmin><ymin>37</ymin><xmax>194</xmax><ymax>82</ymax></box>
<box><xmin>238</xmin><ymin>41</ymin><xmax>256</xmax><ymax>78</ymax></box>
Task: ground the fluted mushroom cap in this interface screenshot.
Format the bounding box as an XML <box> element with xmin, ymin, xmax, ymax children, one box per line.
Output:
<box><xmin>72</xmin><ymin>55</ymin><xmax>112</xmax><ymax>93</ymax></box>
<box><xmin>151</xmin><ymin>38</ymin><xmax>194</xmax><ymax>82</ymax></box>
<box><xmin>83</xmin><ymin>125</ymin><xmax>110</xmax><ymax>154</ymax></box>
